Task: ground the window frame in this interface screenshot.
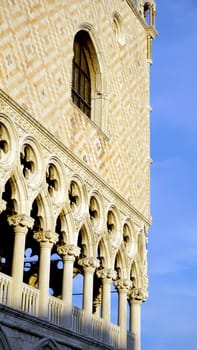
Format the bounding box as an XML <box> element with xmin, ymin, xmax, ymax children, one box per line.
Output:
<box><xmin>71</xmin><ymin>27</ymin><xmax>109</xmax><ymax>136</ymax></box>
<box><xmin>72</xmin><ymin>33</ymin><xmax>91</xmax><ymax>118</ymax></box>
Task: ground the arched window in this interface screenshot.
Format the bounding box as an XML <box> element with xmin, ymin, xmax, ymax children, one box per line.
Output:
<box><xmin>72</xmin><ymin>31</ymin><xmax>91</xmax><ymax>118</ymax></box>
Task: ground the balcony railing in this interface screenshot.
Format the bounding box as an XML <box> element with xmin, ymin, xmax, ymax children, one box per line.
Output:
<box><xmin>0</xmin><ymin>273</ymin><xmax>12</xmax><ymax>305</ymax></box>
<box><xmin>0</xmin><ymin>273</ymin><xmax>121</xmax><ymax>348</ymax></box>
<box><xmin>48</xmin><ymin>295</ymin><xmax>63</xmax><ymax>325</ymax></box>
<box><xmin>21</xmin><ymin>283</ymin><xmax>39</xmax><ymax>316</ymax></box>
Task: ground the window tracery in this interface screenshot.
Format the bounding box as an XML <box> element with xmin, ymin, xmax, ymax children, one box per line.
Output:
<box><xmin>46</xmin><ymin>164</ymin><xmax>58</xmax><ymax>197</ymax></box>
<box><xmin>0</xmin><ymin>124</ymin><xmax>8</xmax><ymax>158</ymax></box>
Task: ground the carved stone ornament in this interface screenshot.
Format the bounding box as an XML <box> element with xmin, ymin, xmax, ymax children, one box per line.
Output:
<box><xmin>33</xmin><ymin>230</ymin><xmax>59</xmax><ymax>244</ymax></box>
<box><xmin>78</xmin><ymin>257</ymin><xmax>100</xmax><ymax>270</ymax></box>
<box><xmin>7</xmin><ymin>214</ymin><xmax>34</xmax><ymax>229</ymax></box>
<box><xmin>96</xmin><ymin>268</ymin><xmax>117</xmax><ymax>281</ymax></box>
<box><xmin>57</xmin><ymin>244</ymin><xmax>80</xmax><ymax>257</ymax></box>
<box><xmin>114</xmin><ymin>278</ymin><xmax>132</xmax><ymax>291</ymax></box>
<box><xmin>128</xmin><ymin>287</ymin><xmax>148</xmax><ymax>302</ymax></box>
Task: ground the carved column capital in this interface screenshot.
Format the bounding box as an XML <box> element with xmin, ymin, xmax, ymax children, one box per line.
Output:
<box><xmin>128</xmin><ymin>287</ymin><xmax>148</xmax><ymax>302</ymax></box>
<box><xmin>114</xmin><ymin>278</ymin><xmax>133</xmax><ymax>292</ymax></box>
<box><xmin>57</xmin><ymin>244</ymin><xmax>80</xmax><ymax>259</ymax></box>
<box><xmin>78</xmin><ymin>257</ymin><xmax>100</xmax><ymax>271</ymax></box>
<box><xmin>33</xmin><ymin>230</ymin><xmax>58</xmax><ymax>245</ymax></box>
<box><xmin>7</xmin><ymin>214</ymin><xmax>34</xmax><ymax>232</ymax></box>
<box><xmin>96</xmin><ymin>268</ymin><xmax>117</xmax><ymax>281</ymax></box>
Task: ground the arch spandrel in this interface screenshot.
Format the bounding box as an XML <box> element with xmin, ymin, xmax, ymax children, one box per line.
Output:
<box><xmin>76</xmin><ymin>222</ymin><xmax>95</xmax><ymax>258</ymax></box>
<box><xmin>114</xmin><ymin>248</ymin><xmax>130</xmax><ymax>280</ymax></box>
<box><xmin>30</xmin><ymin>193</ymin><xmax>55</xmax><ymax>233</ymax></box>
<box><xmin>34</xmin><ymin>338</ymin><xmax>59</xmax><ymax>350</ymax></box>
<box><xmin>54</xmin><ymin>205</ymin><xmax>76</xmax><ymax>246</ymax></box>
<box><xmin>0</xmin><ymin>327</ymin><xmax>11</xmax><ymax>350</ymax></box>
<box><xmin>97</xmin><ymin>236</ymin><xmax>113</xmax><ymax>270</ymax></box>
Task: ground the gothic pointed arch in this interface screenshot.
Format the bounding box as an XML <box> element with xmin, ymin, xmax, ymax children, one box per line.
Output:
<box><xmin>0</xmin><ymin>178</ymin><xmax>17</xmax><ymax>276</ymax></box>
<box><xmin>114</xmin><ymin>247</ymin><xmax>129</xmax><ymax>280</ymax></box>
<box><xmin>49</xmin><ymin>213</ymin><xmax>66</xmax><ymax>297</ymax></box>
<box><xmin>130</xmin><ymin>261</ymin><xmax>140</xmax><ymax>289</ymax></box>
<box><xmin>97</xmin><ymin>236</ymin><xmax>111</xmax><ymax>269</ymax></box>
<box><xmin>34</xmin><ymin>338</ymin><xmax>59</xmax><ymax>350</ymax></box>
<box><xmin>0</xmin><ymin>327</ymin><xmax>11</xmax><ymax>350</ymax></box>
<box><xmin>76</xmin><ymin>222</ymin><xmax>94</xmax><ymax>258</ymax></box>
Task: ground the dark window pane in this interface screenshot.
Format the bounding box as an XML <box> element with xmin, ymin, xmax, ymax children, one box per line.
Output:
<box><xmin>71</xmin><ymin>31</ymin><xmax>91</xmax><ymax>118</ymax></box>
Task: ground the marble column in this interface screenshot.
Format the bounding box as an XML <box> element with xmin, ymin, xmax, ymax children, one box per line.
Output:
<box><xmin>147</xmin><ymin>35</ymin><xmax>152</xmax><ymax>61</ymax></box>
<box><xmin>96</xmin><ymin>268</ymin><xmax>117</xmax><ymax>345</ymax></box>
<box><xmin>78</xmin><ymin>257</ymin><xmax>100</xmax><ymax>314</ymax></box>
<box><xmin>115</xmin><ymin>279</ymin><xmax>132</xmax><ymax>350</ymax></box>
<box><xmin>97</xmin><ymin>268</ymin><xmax>117</xmax><ymax>323</ymax></box>
<box><xmin>7</xmin><ymin>214</ymin><xmax>34</xmax><ymax>308</ymax></box>
<box><xmin>57</xmin><ymin>244</ymin><xmax>80</xmax><ymax>328</ymax></box>
<box><xmin>33</xmin><ymin>230</ymin><xmax>58</xmax><ymax>319</ymax></box>
<box><xmin>129</xmin><ymin>288</ymin><xmax>146</xmax><ymax>350</ymax></box>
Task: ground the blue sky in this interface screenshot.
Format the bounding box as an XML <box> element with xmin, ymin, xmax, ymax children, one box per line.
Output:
<box><xmin>142</xmin><ymin>1</ymin><xmax>197</xmax><ymax>349</ymax></box>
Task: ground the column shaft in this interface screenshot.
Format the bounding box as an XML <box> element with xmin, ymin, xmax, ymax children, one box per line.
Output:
<box><xmin>57</xmin><ymin>244</ymin><xmax>80</xmax><ymax>329</ymax></box>
<box><xmin>38</xmin><ymin>241</ymin><xmax>53</xmax><ymax>318</ymax></box>
<box><xmin>83</xmin><ymin>267</ymin><xmax>94</xmax><ymax>313</ymax></box>
<box><xmin>102</xmin><ymin>278</ymin><xmax>111</xmax><ymax>322</ymax></box>
<box><xmin>11</xmin><ymin>229</ymin><xmax>26</xmax><ymax>308</ymax></box>
<box><xmin>130</xmin><ymin>300</ymin><xmax>141</xmax><ymax>350</ymax></box>
<box><xmin>62</xmin><ymin>255</ymin><xmax>75</xmax><ymax>328</ymax></box>
<box><xmin>118</xmin><ymin>289</ymin><xmax>128</xmax><ymax>349</ymax></box>
<box><xmin>7</xmin><ymin>215</ymin><xmax>34</xmax><ymax>309</ymax></box>
<box><xmin>78</xmin><ymin>257</ymin><xmax>99</xmax><ymax>315</ymax></box>
<box><xmin>62</xmin><ymin>256</ymin><xmax>74</xmax><ymax>308</ymax></box>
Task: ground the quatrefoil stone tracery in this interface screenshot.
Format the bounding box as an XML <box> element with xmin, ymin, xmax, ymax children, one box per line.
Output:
<box><xmin>0</xmin><ymin>123</ymin><xmax>9</xmax><ymax>159</ymax></box>
<box><xmin>46</xmin><ymin>164</ymin><xmax>59</xmax><ymax>197</ymax></box>
<box><xmin>20</xmin><ymin>145</ymin><xmax>35</xmax><ymax>179</ymax></box>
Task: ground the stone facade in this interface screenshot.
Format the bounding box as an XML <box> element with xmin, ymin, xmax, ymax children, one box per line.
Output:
<box><xmin>0</xmin><ymin>1</ymin><xmax>157</xmax><ymax>349</ymax></box>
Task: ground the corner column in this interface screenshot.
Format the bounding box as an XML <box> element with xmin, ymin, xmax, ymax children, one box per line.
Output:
<box><xmin>33</xmin><ymin>230</ymin><xmax>58</xmax><ymax>319</ymax></box>
<box><xmin>57</xmin><ymin>244</ymin><xmax>80</xmax><ymax>328</ymax></box>
<box><xmin>129</xmin><ymin>288</ymin><xmax>146</xmax><ymax>350</ymax></box>
<box><xmin>115</xmin><ymin>279</ymin><xmax>132</xmax><ymax>350</ymax></box>
<box><xmin>7</xmin><ymin>214</ymin><xmax>34</xmax><ymax>308</ymax></box>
